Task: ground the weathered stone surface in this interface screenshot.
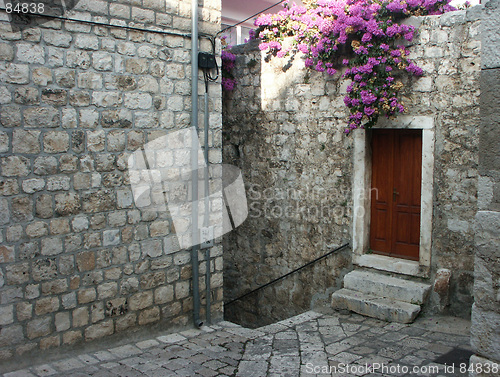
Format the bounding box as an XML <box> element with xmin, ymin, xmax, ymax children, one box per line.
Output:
<box><xmin>0</xmin><ymin>325</ymin><xmax>23</xmax><ymax>347</ymax></box>
<box><xmin>92</xmin><ymin>52</ymin><xmax>114</xmax><ymax>71</ymax></box>
<box><xmin>32</xmin><ymin>67</ymin><xmax>53</xmax><ymax>86</ymax></box>
<box><xmin>78</xmin><ymin>288</ymin><xmax>96</xmax><ymax>304</ymax></box>
<box><xmin>0</xmin><ymin>244</ymin><xmax>14</xmax><ymax>265</ymax></box>
<box><xmin>66</xmin><ymin>50</ymin><xmax>91</xmax><ymax>69</ymax></box>
<box><xmin>16</xmin><ymin>43</ymin><xmax>45</xmax><ymax>64</ymax></box>
<box><xmin>479</xmin><ymin>69</ymin><xmax>500</xmax><ymax>197</ymax></box>
<box><xmin>332</xmin><ymin>288</ymin><xmax>421</xmax><ymax>324</ymax></box>
<box><xmin>24</xmin><ymin>107</ymin><xmax>59</xmax><ymax>128</ymax></box>
<box><xmin>431</xmin><ymin>268</ymin><xmax>452</xmax><ymax>312</ymax></box>
<box><xmin>75</xmin><ymin>34</ymin><xmax>99</xmax><ymax>50</ymax></box>
<box><xmin>55</xmin><ymin>69</ymin><xmax>76</xmax><ymax>88</ymax></box>
<box><xmin>343</xmin><ymin>270</ymin><xmax>431</xmax><ymax>305</ymax></box>
<box><xmin>13</xmin><ymin>130</ymin><xmax>41</xmax><ymax>154</ymax></box>
<box><xmin>471</xmin><ymin>304</ymin><xmax>500</xmax><ymax>363</ymax></box>
<box><xmin>92</xmin><ymin>91</ymin><xmax>122</xmax><ymax>107</ymax></box>
<box><xmin>33</xmin><ymin>156</ymin><xmax>58</xmax><ymax>176</ymax></box>
<box><xmin>0</xmin><ymin>131</ymin><xmax>8</xmax><ymax>153</ymax></box>
<box><xmin>26</xmin><ymin>221</ymin><xmax>49</xmax><ymax>238</ymax></box>
<box><xmin>129</xmin><ymin>291</ymin><xmax>153</xmax><ymax>311</ymax></box>
<box><xmin>141</xmin><ymin>239</ymin><xmax>163</xmax><ymax>258</ymax></box>
<box><xmin>98</xmin><ymin>282</ymin><xmax>118</xmax><ymax>300</ymax></box>
<box><xmin>35</xmin><ymin>194</ymin><xmax>53</xmax><ymax>219</ymax></box>
<box><xmin>19</xmin><ymin>242</ymin><xmax>39</xmax><ymax>260</ymax></box>
<box><xmin>16</xmin><ymin>302</ymin><xmax>32</xmax><ymax>322</ymax></box>
<box><xmin>82</xmin><ymin>190</ymin><xmax>116</xmax><ymax>213</ymax></box>
<box><xmin>35</xmin><ymin>297</ymin><xmax>60</xmax><ymax>315</ymax></box>
<box><xmin>50</xmin><ymin>218</ymin><xmax>71</xmax><ymax>235</ymax></box>
<box><xmin>47</xmin><ymin>176</ymin><xmax>71</xmax><ymax>191</ymax></box>
<box><xmin>59</xmin><ymin>155</ymin><xmax>78</xmax><ymax>172</ymax></box>
<box><xmin>84</xmin><ymin>320</ymin><xmax>114</xmax><ymax>341</ymax></box>
<box><xmin>72</xmin><ymin>215</ymin><xmax>89</xmax><ymax>232</ymax></box>
<box><xmin>0</xmin><ymin>0</ymin><xmax>223</xmax><ymax>361</ymax></box>
<box><xmin>482</xmin><ymin>2</ymin><xmax>500</xmax><ymax>69</ymax></box>
<box><xmin>22</xmin><ymin>178</ymin><xmax>45</xmax><ymax>194</ymax></box>
<box><xmin>138</xmin><ymin>306</ymin><xmax>160</xmax><ymax>325</ymax></box>
<box><xmin>44</xmin><ymin>131</ymin><xmax>70</xmax><ymax>153</ymax></box>
<box><xmin>73</xmin><ymin>307</ymin><xmax>89</xmax><ymax>328</ymax></box>
<box><xmin>1</xmin><ymin>156</ymin><xmax>30</xmax><ymax>176</ymax></box>
<box><xmin>41</xmin><ymin>237</ymin><xmax>63</xmax><ymax>256</ymax></box>
<box><xmin>14</xmin><ymin>87</ymin><xmax>39</xmax><ymax>105</ymax></box>
<box><xmin>54</xmin><ymin>312</ymin><xmax>70</xmax><ymax>332</ymax></box>
<box><xmin>0</xmin><ymin>105</ymin><xmax>21</xmax><ymax>128</ymax></box>
<box><xmin>0</xmin><ymin>42</ymin><xmax>14</xmax><ymax>61</ymax></box>
<box><xmin>0</xmin><ymin>179</ymin><xmax>18</xmax><ymax>196</ymax></box>
<box><xmin>87</xmin><ymin>130</ymin><xmax>105</xmax><ymax>152</ymax></box>
<box><xmin>42</xmin><ymin>279</ymin><xmax>68</xmax><ymax>296</ymax></box>
<box><xmin>27</xmin><ymin>317</ymin><xmax>52</xmax><ymax>339</ymax></box>
<box><xmin>41</xmin><ymin>89</ymin><xmax>68</xmax><ymax>106</ymax></box>
<box><xmin>32</xmin><ymin>258</ymin><xmax>58</xmax><ymax>282</ymax></box>
<box><xmin>124</xmin><ymin>93</ymin><xmax>153</xmax><ymax>109</ymax></box>
<box><xmin>54</xmin><ymin>192</ymin><xmax>81</xmax><ymax>216</ymax></box>
<box><xmin>2</xmin><ymin>64</ymin><xmax>29</xmax><ymax>84</ymax></box>
<box><xmin>12</xmin><ymin>196</ymin><xmax>33</xmax><ymax>222</ymax></box>
<box><xmin>44</xmin><ymin>30</ymin><xmax>73</xmax><ymax>47</ymax></box>
<box><xmin>62</xmin><ymin>330</ymin><xmax>82</xmax><ymax>345</ymax></box>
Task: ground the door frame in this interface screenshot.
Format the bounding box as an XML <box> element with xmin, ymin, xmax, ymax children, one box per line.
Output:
<box><xmin>352</xmin><ymin>116</ymin><xmax>434</xmax><ymax>277</ymax></box>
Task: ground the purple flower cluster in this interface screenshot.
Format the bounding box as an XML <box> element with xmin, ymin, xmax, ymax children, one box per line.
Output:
<box><xmin>254</xmin><ymin>0</ymin><xmax>455</xmax><ymax>133</ymax></box>
<box><xmin>221</xmin><ymin>48</ymin><xmax>237</xmax><ymax>92</ymax></box>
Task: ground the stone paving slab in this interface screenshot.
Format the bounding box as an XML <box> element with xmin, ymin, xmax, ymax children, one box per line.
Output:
<box><xmin>1</xmin><ymin>311</ymin><xmax>472</xmax><ymax>377</ymax></box>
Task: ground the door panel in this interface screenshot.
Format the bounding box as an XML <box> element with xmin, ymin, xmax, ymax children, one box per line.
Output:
<box><xmin>370</xmin><ymin>130</ymin><xmax>394</xmax><ymax>254</ymax></box>
<box><xmin>370</xmin><ymin>129</ymin><xmax>422</xmax><ymax>261</ymax></box>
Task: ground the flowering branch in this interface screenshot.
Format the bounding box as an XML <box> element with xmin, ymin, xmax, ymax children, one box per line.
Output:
<box><xmin>220</xmin><ymin>37</ymin><xmax>237</xmax><ymax>92</ymax></box>
<box><xmin>255</xmin><ymin>0</ymin><xmax>455</xmax><ymax>133</ymax></box>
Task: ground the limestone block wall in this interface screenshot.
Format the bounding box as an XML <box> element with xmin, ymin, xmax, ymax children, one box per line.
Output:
<box><xmin>0</xmin><ymin>0</ymin><xmax>222</xmax><ymax>363</ymax></box>
<box><xmin>223</xmin><ymin>10</ymin><xmax>480</xmax><ymax>327</ymax></box>
<box><xmin>470</xmin><ymin>0</ymin><xmax>500</xmax><ymax>370</ymax></box>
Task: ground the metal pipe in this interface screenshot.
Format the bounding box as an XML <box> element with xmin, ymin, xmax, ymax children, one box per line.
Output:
<box><xmin>191</xmin><ymin>0</ymin><xmax>202</xmax><ymax>328</ymax></box>
<box><xmin>203</xmin><ymin>91</ymin><xmax>211</xmax><ymax>325</ymax></box>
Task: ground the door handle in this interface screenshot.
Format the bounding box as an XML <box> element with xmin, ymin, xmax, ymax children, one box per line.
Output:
<box><xmin>393</xmin><ymin>188</ymin><xmax>399</xmax><ymax>201</ymax></box>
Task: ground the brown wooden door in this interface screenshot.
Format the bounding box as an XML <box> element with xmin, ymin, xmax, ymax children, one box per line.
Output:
<box><xmin>370</xmin><ymin>129</ymin><xmax>422</xmax><ymax>261</ymax></box>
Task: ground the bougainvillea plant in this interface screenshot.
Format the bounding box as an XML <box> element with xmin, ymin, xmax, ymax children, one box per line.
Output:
<box><xmin>253</xmin><ymin>0</ymin><xmax>455</xmax><ymax>133</ymax></box>
<box><xmin>221</xmin><ymin>36</ymin><xmax>237</xmax><ymax>91</ymax></box>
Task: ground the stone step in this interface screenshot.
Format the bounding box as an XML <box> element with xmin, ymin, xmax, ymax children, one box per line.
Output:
<box><xmin>343</xmin><ymin>270</ymin><xmax>432</xmax><ymax>305</ymax></box>
<box><xmin>331</xmin><ymin>288</ymin><xmax>421</xmax><ymax>324</ymax></box>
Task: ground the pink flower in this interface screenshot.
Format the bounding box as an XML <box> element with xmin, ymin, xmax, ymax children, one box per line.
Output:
<box><xmin>297</xmin><ymin>43</ymin><xmax>309</xmax><ymax>54</ymax></box>
<box><xmin>364</xmin><ymin>106</ymin><xmax>375</xmax><ymax>116</ymax></box>
<box><xmin>222</xmin><ymin>78</ymin><xmax>235</xmax><ymax>91</ymax></box>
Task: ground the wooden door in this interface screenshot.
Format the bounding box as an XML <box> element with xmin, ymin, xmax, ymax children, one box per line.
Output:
<box><xmin>370</xmin><ymin>129</ymin><xmax>422</xmax><ymax>261</ymax></box>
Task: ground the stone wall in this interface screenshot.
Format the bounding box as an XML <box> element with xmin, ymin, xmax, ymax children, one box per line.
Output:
<box><xmin>470</xmin><ymin>0</ymin><xmax>500</xmax><ymax>371</ymax></box>
<box><xmin>223</xmin><ymin>9</ymin><xmax>481</xmax><ymax>326</ymax></box>
<box><xmin>0</xmin><ymin>0</ymin><xmax>222</xmax><ymax>364</ymax></box>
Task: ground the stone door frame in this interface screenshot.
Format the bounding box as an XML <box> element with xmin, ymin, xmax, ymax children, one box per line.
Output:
<box><xmin>352</xmin><ymin>116</ymin><xmax>435</xmax><ymax>278</ymax></box>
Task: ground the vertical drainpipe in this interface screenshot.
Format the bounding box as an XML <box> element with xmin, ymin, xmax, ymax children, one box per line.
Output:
<box><xmin>191</xmin><ymin>0</ymin><xmax>202</xmax><ymax>328</ymax></box>
<box><xmin>204</xmin><ymin>88</ymin><xmax>211</xmax><ymax>325</ymax></box>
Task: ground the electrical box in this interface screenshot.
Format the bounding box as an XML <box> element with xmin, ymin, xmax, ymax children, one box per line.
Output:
<box><xmin>198</xmin><ymin>52</ymin><xmax>217</xmax><ymax>69</ymax></box>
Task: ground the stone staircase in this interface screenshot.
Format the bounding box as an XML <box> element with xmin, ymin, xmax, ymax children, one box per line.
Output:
<box><xmin>331</xmin><ymin>270</ymin><xmax>432</xmax><ymax>324</ymax></box>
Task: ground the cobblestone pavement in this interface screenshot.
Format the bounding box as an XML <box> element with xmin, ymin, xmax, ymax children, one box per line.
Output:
<box><xmin>2</xmin><ymin>311</ymin><xmax>472</xmax><ymax>377</ymax></box>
